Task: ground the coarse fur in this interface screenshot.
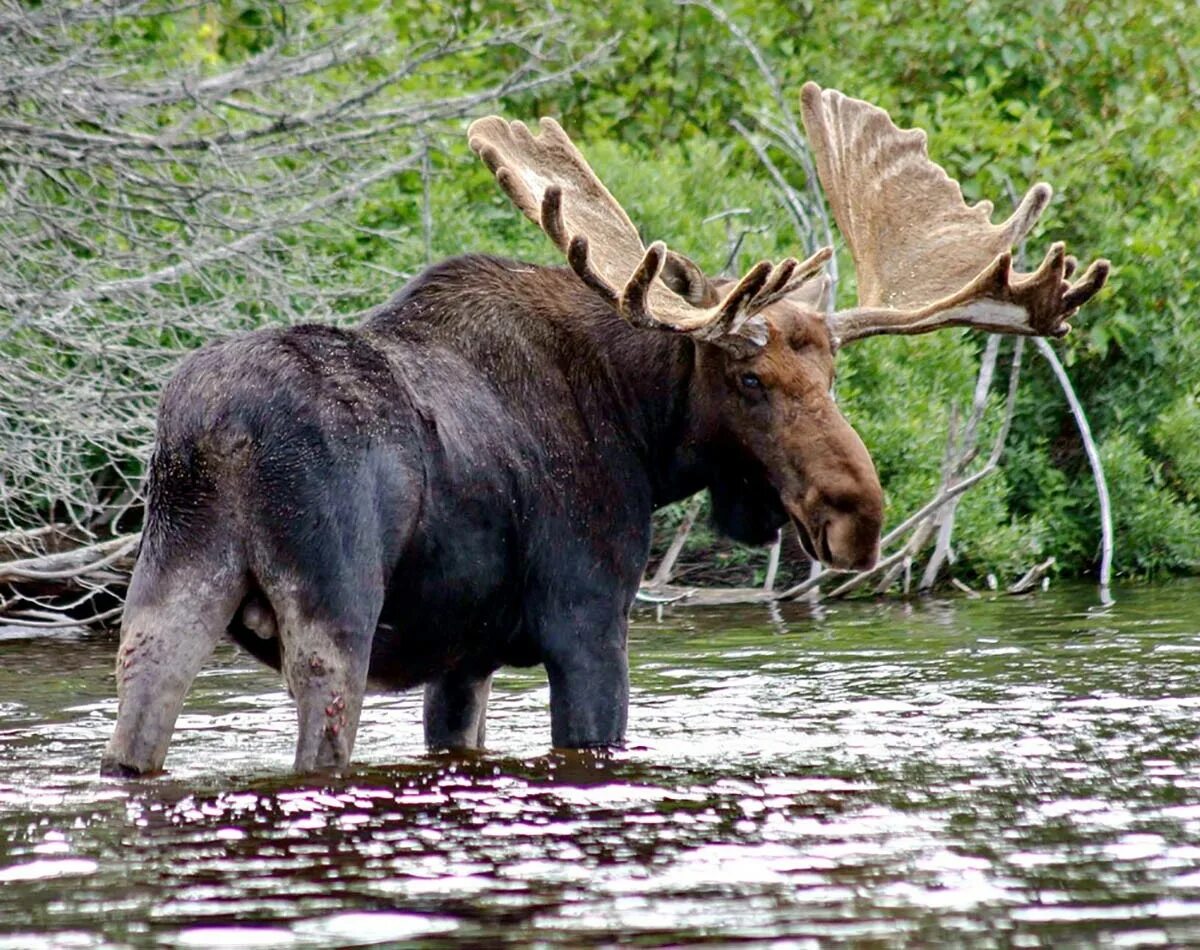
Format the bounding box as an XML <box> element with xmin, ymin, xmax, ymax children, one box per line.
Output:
<box><xmin>101</xmin><ymin>254</ymin><xmax>882</xmax><ymax>776</ymax></box>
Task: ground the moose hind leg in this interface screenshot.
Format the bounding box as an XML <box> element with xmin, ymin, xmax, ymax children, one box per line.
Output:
<box><xmin>101</xmin><ymin>558</ymin><xmax>246</xmax><ymax>777</ymax></box>
<box><xmin>275</xmin><ymin>595</ymin><xmax>381</xmax><ymax>774</ymax></box>
<box><xmin>423</xmin><ymin>671</ymin><xmax>493</xmax><ymax>751</ymax></box>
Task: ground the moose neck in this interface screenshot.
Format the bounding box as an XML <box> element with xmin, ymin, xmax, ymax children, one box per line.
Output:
<box><xmin>367</xmin><ymin>256</ymin><xmax>786</xmax><ymax>543</ymax></box>
<box><xmin>576</xmin><ymin>289</ymin><xmax>788</xmax><ymax>546</ymax></box>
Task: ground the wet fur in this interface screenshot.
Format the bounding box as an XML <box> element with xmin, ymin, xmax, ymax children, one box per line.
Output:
<box><xmin>108</xmin><ymin>254</ymin><xmax>805</xmax><ymax>772</ymax></box>
<box><xmin>171</xmin><ymin>256</ymin><xmax>783</xmax><ymax>687</ymax></box>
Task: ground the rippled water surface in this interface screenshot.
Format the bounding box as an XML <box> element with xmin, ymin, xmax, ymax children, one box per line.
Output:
<box><xmin>3</xmin><ymin>582</ymin><xmax>1200</xmax><ymax>947</ymax></box>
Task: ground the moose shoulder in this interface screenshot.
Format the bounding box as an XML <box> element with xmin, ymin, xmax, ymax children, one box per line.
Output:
<box><xmin>101</xmin><ymin>84</ymin><xmax>1109</xmax><ymax>777</ymax></box>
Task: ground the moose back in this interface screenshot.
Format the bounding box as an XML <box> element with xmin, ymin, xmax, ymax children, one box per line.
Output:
<box><xmin>101</xmin><ymin>84</ymin><xmax>1107</xmax><ymax>777</ymax></box>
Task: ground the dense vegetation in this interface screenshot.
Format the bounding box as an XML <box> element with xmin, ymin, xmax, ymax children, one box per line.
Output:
<box><xmin>3</xmin><ymin>0</ymin><xmax>1197</xmax><ymax>588</ymax></box>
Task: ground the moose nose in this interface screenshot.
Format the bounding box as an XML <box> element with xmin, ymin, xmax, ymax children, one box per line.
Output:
<box><xmin>823</xmin><ymin>509</ymin><xmax>881</xmax><ymax>572</ymax></box>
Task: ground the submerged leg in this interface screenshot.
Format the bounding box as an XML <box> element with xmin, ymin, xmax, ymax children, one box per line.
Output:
<box><xmin>275</xmin><ymin>597</ymin><xmax>380</xmax><ymax>774</ymax></box>
<box><xmin>423</xmin><ymin>670</ymin><xmax>493</xmax><ymax>751</ymax></box>
<box><xmin>536</xmin><ymin>596</ymin><xmax>630</xmax><ymax>749</ymax></box>
<box><xmin>100</xmin><ymin>557</ymin><xmax>246</xmax><ymax>777</ymax></box>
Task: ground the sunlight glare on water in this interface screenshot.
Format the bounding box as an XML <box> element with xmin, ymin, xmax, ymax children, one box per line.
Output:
<box><xmin>2</xmin><ymin>582</ymin><xmax>1200</xmax><ymax>946</ymax></box>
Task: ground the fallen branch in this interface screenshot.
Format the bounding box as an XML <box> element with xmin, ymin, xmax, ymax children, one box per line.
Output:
<box><xmin>1008</xmin><ymin>556</ymin><xmax>1056</xmax><ymax>595</ymax></box>
<box><xmin>0</xmin><ymin>533</ymin><xmax>139</xmax><ymax>583</ymax></box>
<box><xmin>0</xmin><ymin>533</ymin><xmax>139</xmax><ymax>628</ymax></box>
<box><xmin>636</xmin><ymin>584</ymin><xmax>775</xmax><ymax>608</ymax></box>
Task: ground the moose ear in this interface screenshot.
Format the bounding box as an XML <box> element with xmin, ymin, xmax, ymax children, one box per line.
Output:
<box><xmin>660</xmin><ymin>250</ymin><xmax>720</xmax><ymax>307</ymax></box>
<box><xmin>785</xmin><ymin>273</ymin><xmax>831</xmax><ymax>313</ymax></box>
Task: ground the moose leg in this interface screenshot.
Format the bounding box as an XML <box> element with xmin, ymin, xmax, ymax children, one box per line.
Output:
<box><xmin>423</xmin><ymin>671</ymin><xmax>493</xmax><ymax>750</ymax></box>
<box><xmin>101</xmin><ymin>558</ymin><xmax>246</xmax><ymax>777</ymax></box>
<box><xmin>539</xmin><ymin>606</ymin><xmax>630</xmax><ymax>749</ymax></box>
<box><xmin>275</xmin><ymin>598</ymin><xmax>380</xmax><ymax>774</ymax></box>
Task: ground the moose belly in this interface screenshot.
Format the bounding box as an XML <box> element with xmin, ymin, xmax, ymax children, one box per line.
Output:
<box><xmin>365</xmin><ymin>501</ymin><xmax>528</xmax><ymax>689</ymax></box>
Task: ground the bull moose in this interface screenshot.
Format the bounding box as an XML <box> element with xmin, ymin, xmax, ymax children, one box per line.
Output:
<box><xmin>100</xmin><ymin>84</ymin><xmax>1109</xmax><ymax>777</ymax></box>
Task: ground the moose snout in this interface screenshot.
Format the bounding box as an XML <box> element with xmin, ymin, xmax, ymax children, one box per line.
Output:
<box><xmin>821</xmin><ymin>506</ymin><xmax>882</xmax><ymax>572</ymax></box>
<box><xmin>794</xmin><ymin>464</ymin><xmax>884</xmax><ymax>572</ymax></box>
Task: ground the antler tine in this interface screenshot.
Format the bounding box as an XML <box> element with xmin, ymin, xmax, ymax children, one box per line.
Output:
<box><xmin>619</xmin><ymin>241</ymin><xmax>670</xmax><ymax>329</ymax></box>
<box><xmin>470</xmin><ymin>114</ymin><xmax>833</xmax><ymax>353</ymax></box>
<box><xmin>799</xmin><ymin>83</ymin><xmax>1109</xmax><ymax>345</ymax></box>
<box><xmin>539</xmin><ymin>185</ymin><xmax>568</xmax><ymax>250</ymax></box>
<box><xmin>747</xmin><ymin>247</ymin><xmax>834</xmax><ymax>313</ymax></box>
<box><xmin>1062</xmin><ymin>258</ymin><xmax>1110</xmax><ymax>312</ymax></box>
<box><xmin>542</xmin><ymin>189</ymin><xmax>618</xmax><ymax>306</ymax></box>
<box><xmin>1004</xmin><ymin>183</ymin><xmax>1053</xmax><ymax>248</ymax></box>
<box><xmin>830</xmin><ymin>241</ymin><xmax>1112</xmax><ymax>344</ymax></box>
<box><xmin>693</xmin><ymin>260</ymin><xmax>774</xmax><ymax>339</ymax></box>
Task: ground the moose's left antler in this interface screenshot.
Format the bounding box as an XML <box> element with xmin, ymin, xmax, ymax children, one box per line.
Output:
<box><xmin>468</xmin><ymin>116</ymin><xmax>830</xmax><ymax>354</ymax></box>
<box><xmin>799</xmin><ymin>82</ymin><xmax>1110</xmax><ymax>346</ymax></box>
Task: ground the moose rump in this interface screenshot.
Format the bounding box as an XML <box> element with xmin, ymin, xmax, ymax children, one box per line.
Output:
<box><xmin>101</xmin><ymin>325</ymin><xmax>424</xmax><ymax>775</ymax></box>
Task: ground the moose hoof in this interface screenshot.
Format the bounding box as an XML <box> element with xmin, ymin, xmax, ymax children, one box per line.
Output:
<box><xmin>99</xmin><ymin>755</ymin><xmax>153</xmax><ymax>779</ymax></box>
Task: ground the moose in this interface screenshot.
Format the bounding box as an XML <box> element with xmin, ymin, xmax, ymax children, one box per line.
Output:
<box><xmin>100</xmin><ymin>84</ymin><xmax>1108</xmax><ymax>777</ymax></box>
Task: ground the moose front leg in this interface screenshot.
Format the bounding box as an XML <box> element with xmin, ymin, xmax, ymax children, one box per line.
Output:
<box><xmin>423</xmin><ymin>670</ymin><xmax>493</xmax><ymax>750</ymax></box>
<box><xmin>538</xmin><ymin>604</ymin><xmax>630</xmax><ymax>749</ymax></box>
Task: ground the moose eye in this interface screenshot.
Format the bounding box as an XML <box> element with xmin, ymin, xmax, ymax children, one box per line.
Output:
<box><xmin>739</xmin><ymin>372</ymin><xmax>763</xmax><ymax>391</ymax></box>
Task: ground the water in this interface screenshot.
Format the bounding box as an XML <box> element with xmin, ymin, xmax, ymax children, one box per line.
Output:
<box><xmin>2</xmin><ymin>582</ymin><xmax>1200</xmax><ymax>947</ymax></box>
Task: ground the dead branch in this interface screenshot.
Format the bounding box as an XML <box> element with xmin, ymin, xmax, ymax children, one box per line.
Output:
<box><xmin>648</xmin><ymin>494</ymin><xmax>704</xmax><ymax>588</ymax></box>
<box><xmin>692</xmin><ymin>0</ymin><xmax>838</xmax><ymax>290</ymax></box>
<box><xmin>763</xmin><ymin>530</ymin><xmax>783</xmax><ymax>591</ymax></box>
<box><xmin>1008</xmin><ymin>556</ymin><xmax>1056</xmax><ymax>595</ymax></box>
<box><xmin>637</xmin><ymin>584</ymin><xmax>775</xmax><ymax>608</ymax></box>
<box><xmin>919</xmin><ymin>334</ymin><xmax>1005</xmax><ymax>590</ymax></box>
<box><xmin>0</xmin><ymin>2</ymin><xmax>600</xmax><ymax>628</ymax></box>
<box><xmin>1034</xmin><ymin>337</ymin><xmax>1114</xmax><ymax>600</ymax></box>
<box><xmin>0</xmin><ymin>534</ymin><xmax>139</xmax><ymax>583</ymax></box>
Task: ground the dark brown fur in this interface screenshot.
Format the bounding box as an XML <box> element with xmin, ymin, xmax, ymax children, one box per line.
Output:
<box><xmin>101</xmin><ymin>254</ymin><xmax>882</xmax><ymax>776</ymax></box>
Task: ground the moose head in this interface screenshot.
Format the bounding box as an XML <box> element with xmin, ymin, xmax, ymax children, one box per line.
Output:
<box><xmin>469</xmin><ymin>82</ymin><xmax>1110</xmax><ymax>573</ymax></box>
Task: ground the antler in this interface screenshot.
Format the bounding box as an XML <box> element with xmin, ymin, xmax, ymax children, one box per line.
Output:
<box><xmin>468</xmin><ymin>116</ymin><xmax>831</xmax><ymax>353</ymax></box>
<box><xmin>799</xmin><ymin>82</ymin><xmax>1110</xmax><ymax>346</ymax></box>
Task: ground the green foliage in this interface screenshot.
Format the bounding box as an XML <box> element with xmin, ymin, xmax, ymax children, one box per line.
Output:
<box><xmin>1099</xmin><ymin>433</ymin><xmax>1200</xmax><ymax>575</ymax></box>
<box><xmin>1155</xmin><ymin>394</ymin><xmax>1200</xmax><ymax>503</ymax></box>
<box><xmin>8</xmin><ymin>0</ymin><xmax>1198</xmax><ymax>582</ymax></box>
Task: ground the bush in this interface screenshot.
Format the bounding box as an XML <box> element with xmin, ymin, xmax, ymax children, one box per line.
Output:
<box><xmin>4</xmin><ymin>0</ymin><xmax>1197</xmax><ymax>583</ymax></box>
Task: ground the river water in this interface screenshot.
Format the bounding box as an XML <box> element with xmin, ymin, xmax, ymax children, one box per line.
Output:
<box><xmin>1</xmin><ymin>582</ymin><xmax>1199</xmax><ymax>947</ymax></box>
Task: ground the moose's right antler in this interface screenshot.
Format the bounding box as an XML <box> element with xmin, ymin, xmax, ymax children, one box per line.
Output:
<box><xmin>468</xmin><ymin>116</ymin><xmax>830</xmax><ymax>354</ymax></box>
<box><xmin>799</xmin><ymin>82</ymin><xmax>1110</xmax><ymax>346</ymax></box>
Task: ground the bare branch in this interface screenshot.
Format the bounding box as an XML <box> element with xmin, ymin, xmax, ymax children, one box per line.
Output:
<box><xmin>1034</xmin><ymin>337</ymin><xmax>1114</xmax><ymax>599</ymax></box>
<box><xmin>647</xmin><ymin>494</ymin><xmax>705</xmax><ymax>588</ymax></box>
<box><xmin>0</xmin><ymin>3</ymin><xmax>597</xmax><ymax>559</ymax></box>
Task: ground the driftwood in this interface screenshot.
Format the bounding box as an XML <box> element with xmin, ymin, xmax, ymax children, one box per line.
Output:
<box><xmin>1008</xmin><ymin>557</ymin><xmax>1056</xmax><ymax>595</ymax></box>
<box><xmin>636</xmin><ymin>585</ymin><xmax>775</xmax><ymax>608</ymax></box>
<box><xmin>0</xmin><ymin>532</ymin><xmax>138</xmax><ymax>628</ymax></box>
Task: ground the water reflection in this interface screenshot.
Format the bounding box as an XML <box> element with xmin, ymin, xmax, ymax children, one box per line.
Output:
<box><xmin>2</xmin><ymin>582</ymin><xmax>1200</xmax><ymax>945</ymax></box>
